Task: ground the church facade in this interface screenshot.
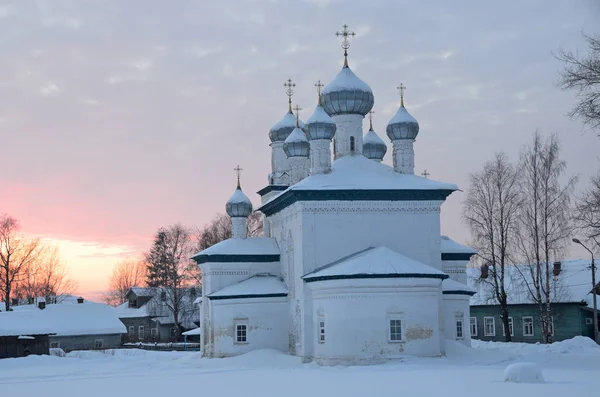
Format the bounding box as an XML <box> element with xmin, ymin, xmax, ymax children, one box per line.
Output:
<box><xmin>192</xmin><ymin>26</ymin><xmax>476</xmax><ymax>365</ymax></box>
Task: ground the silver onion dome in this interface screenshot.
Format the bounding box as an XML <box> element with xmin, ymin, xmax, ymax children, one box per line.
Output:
<box><xmin>386</xmin><ymin>103</ymin><xmax>419</xmax><ymax>141</ymax></box>
<box><xmin>320</xmin><ymin>66</ymin><xmax>374</xmax><ymax>117</ymax></box>
<box><xmin>226</xmin><ymin>186</ymin><xmax>253</xmax><ymax>218</ymax></box>
<box><xmin>269</xmin><ymin>111</ymin><xmax>305</xmax><ymax>143</ymax></box>
<box><xmin>363</xmin><ymin>127</ymin><xmax>387</xmax><ymax>161</ymax></box>
<box><xmin>305</xmin><ymin>104</ymin><xmax>336</xmax><ymax>140</ymax></box>
<box><xmin>283</xmin><ymin>127</ymin><xmax>310</xmax><ymax>157</ymax></box>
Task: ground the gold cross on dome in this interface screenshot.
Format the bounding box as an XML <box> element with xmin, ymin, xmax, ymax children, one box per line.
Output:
<box><xmin>315</xmin><ymin>80</ymin><xmax>324</xmax><ymax>98</ymax></box>
<box><xmin>284</xmin><ymin>78</ymin><xmax>296</xmax><ymax>111</ymax></box>
<box><xmin>335</xmin><ymin>24</ymin><xmax>355</xmax><ymax>67</ymax></box>
<box><xmin>293</xmin><ymin>104</ymin><xmax>302</xmax><ymax>127</ymax></box>
<box><xmin>421</xmin><ymin>169</ymin><xmax>430</xmax><ymax>179</ymax></box>
<box><xmin>397</xmin><ymin>83</ymin><xmax>406</xmax><ymax>107</ymax></box>
<box><xmin>234</xmin><ymin>165</ymin><xmax>243</xmax><ymax>188</ymax></box>
<box><xmin>368</xmin><ymin>110</ymin><xmax>375</xmax><ymax>130</ymax></box>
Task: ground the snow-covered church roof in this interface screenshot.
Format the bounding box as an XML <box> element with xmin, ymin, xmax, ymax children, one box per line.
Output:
<box><xmin>442</xmin><ymin>278</ymin><xmax>476</xmax><ymax>296</ymax></box>
<box><xmin>302</xmin><ymin>246</ymin><xmax>448</xmax><ymax>282</ymax></box>
<box><xmin>259</xmin><ymin>155</ymin><xmax>457</xmax><ymax>216</ymax></box>
<box><xmin>192</xmin><ymin>237</ymin><xmax>280</xmax><ymax>264</ymax></box>
<box><xmin>440</xmin><ymin>236</ymin><xmax>477</xmax><ymax>261</ymax></box>
<box><xmin>208</xmin><ymin>275</ymin><xmax>288</xmax><ymax>300</ymax></box>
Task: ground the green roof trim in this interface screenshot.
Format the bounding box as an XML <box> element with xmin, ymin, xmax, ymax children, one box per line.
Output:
<box><xmin>443</xmin><ymin>290</ymin><xmax>476</xmax><ymax>296</ymax></box>
<box><xmin>303</xmin><ymin>273</ymin><xmax>448</xmax><ymax>283</ymax></box>
<box><xmin>260</xmin><ymin>189</ymin><xmax>454</xmax><ymax>216</ymax></box>
<box><xmin>257</xmin><ymin>185</ymin><xmax>288</xmax><ymax>196</ymax></box>
<box><xmin>193</xmin><ymin>254</ymin><xmax>280</xmax><ymax>265</ymax></box>
<box><xmin>208</xmin><ymin>293</ymin><xmax>288</xmax><ymax>301</ymax></box>
<box><xmin>441</xmin><ymin>252</ymin><xmax>476</xmax><ymax>261</ymax></box>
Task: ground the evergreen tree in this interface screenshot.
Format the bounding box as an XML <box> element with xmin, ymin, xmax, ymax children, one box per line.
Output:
<box><xmin>145</xmin><ymin>229</ymin><xmax>171</xmax><ymax>287</ymax></box>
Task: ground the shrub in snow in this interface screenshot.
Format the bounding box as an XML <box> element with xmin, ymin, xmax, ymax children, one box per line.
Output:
<box><xmin>504</xmin><ymin>362</ymin><xmax>545</xmax><ymax>383</ymax></box>
<box><xmin>49</xmin><ymin>348</ymin><xmax>66</xmax><ymax>357</ymax></box>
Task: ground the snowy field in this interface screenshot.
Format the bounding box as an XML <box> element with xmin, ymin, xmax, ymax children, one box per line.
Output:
<box><xmin>1</xmin><ymin>337</ymin><xmax>598</xmax><ymax>397</ymax></box>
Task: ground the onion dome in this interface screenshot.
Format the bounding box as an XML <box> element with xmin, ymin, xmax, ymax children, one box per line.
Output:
<box><xmin>363</xmin><ymin>128</ymin><xmax>387</xmax><ymax>161</ymax></box>
<box><xmin>283</xmin><ymin>127</ymin><xmax>310</xmax><ymax>157</ymax></box>
<box><xmin>320</xmin><ymin>66</ymin><xmax>374</xmax><ymax>117</ymax></box>
<box><xmin>226</xmin><ymin>184</ymin><xmax>253</xmax><ymax>218</ymax></box>
<box><xmin>305</xmin><ymin>105</ymin><xmax>336</xmax><ymax>141</ymax></box>
<box><xmin>269</xmin><ymin>111</ymin><xmax>305</xmax><ymax>143</ymax></box>
<box><xmin>386</xmin><ymin>86</ymin><xmax>419</xmax><ymax>140</ymax></box>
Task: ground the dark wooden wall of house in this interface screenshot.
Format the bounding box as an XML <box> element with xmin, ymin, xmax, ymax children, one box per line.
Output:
<box><xmin>0</xmin><ymin>335</ymin><xmax>50</xmax><ymax>359</ymax></box>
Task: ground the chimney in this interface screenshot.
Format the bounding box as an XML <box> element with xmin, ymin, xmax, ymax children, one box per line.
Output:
<box><xmin>77</xmin><ymin>297</ymin><xmax>84</xmax><ymax>304</ymax></box>
<box><xmin>553</xmin><ymin>261</ymin><xmax>562</xmax><ymax>277</ymax></box>
<box><xmin>480</xmin><ymin>264</ymin><xmax>489</xmax><ymax>279</ymax></box>
<box><xmin>38</xmin><ymin>301</ymin><xmax>46</xmax><ymax>310</ymax></box>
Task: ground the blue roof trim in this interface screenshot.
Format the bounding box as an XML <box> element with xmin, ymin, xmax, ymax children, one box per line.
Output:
<box><xmin>303</xmin><ymin>273</ymin><xmax>448</xmax><ymax>283</ymax></box>
<box><xmin>443</xmin><ymin>290</ymin><xmax>476</xmax><ymax>296</ymax></box>
<box><xmin>257</xmin><ymin>185</ymin><xmax>288</xmax><ymax>197</ymax></box>
<box><xmin>208</xmin><ymin>293</ymin><xmax>288</xmax><ymax>301</ymax></box>
<box><xmin>193</xmin><ymin>254</ymin><xmax>280</xmax><ymax>265</ymax></box>
<box><xmin>441</xmin><ymin>253</ymin><xmax>476</xmax><ymax>261</ymax></box>
<box><xmin>260</xmin><ymin>189</ymin><xmax>454</xmax><ymax>216</ymax></box>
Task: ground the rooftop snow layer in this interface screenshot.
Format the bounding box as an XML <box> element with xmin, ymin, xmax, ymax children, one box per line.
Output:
<box><xmin>469</xmin><ymin>259</ymin><xmax>596</xmax><ymax>305</ymax></box>
<box><xmin>303</xmin><ymin>246</ymin><xmax>447</xmax><ymax>280</ymax></box>
<box><xmin>363</xmin><ymin>129</ymin><xmax>386</xmax><ymax>146</ymax></box>
<box><xmin>0</xmin><ymin>311</ymin><xmax>55</xmax><ymax>337</ymax></box>
<box><xmin>271</xmin><ymin>111</ymin><xmax>304</xmax><ymax>131</ymax></box>
<box><xmin>227</xmin><ymin>187</ymin><xmax>252</xmax><ymax>204</ymax></box>
<box><xmin>192</xmin><ymin>237</ymin><xmax>280</xmax><ymax>258</ymax></box>
<box><xmin>284</xmin><ymin>127</ymin><xmax>309</xmax><ymax>143</ymax></box>
<box><xmin>182</xmin><ymin>327</ymin><xmax>201</xmax><ymax>336</ymax></box>
<box><xmin>388</xmin><ymin>106</ymin><xmax>418</xmax><ymax>125</ymax></box>
<box><xmin>440</xmin><ymin>236</ymin><xmax>477</xmax><ymax>254</ymax></box>
<box><xmin>283</xmin><ymin>155</ymin><xmax>457</xmax><ymax>191</ymax></box>
<box><xmin>306</xmin><ymin>105</ymin><xmax>335</xmax><ymax>124</ymax></box>
<box><xmin>443</xmin><ymin>278</ymin><xmax>476</xmax><ymax>294</ymax></box>
<box><xmin>321</xmin><ymin>66</ymin><xmax>372</xmax><ymax>94</ymax></box>
<box><xmin>208</xmin><ymin>275</ymin><xmax>288</xmax><ymax>298</ymax></box>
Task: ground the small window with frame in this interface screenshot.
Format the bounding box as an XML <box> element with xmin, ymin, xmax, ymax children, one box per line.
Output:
<box><xmin>50</xmin><ymin>341</ymin><xmax>60</xmax><ymax>349</ymax></box>
<box><xmin>470</xmin><ymin>317</ymin><xmax>477</xmax><ymax>336</ymax></box>
<box><xmin>318</xmin><ymin>319</ymin><xmax>325</xmax><ymax>343</ymax></box>
<box><xmin>456</xmin><ymin>319</ymin><xmax>464</xmax><ymax>339</ymax></box>
<box><xmin>235</xmin><ymin>321</ymin><xmax>248</xmax><ymax>344</ymax></box>
<box><xmin>94</xmin><ymin>339</ymin><xmax>104</xmax><ymax>349</ymax></box>
<box><xmin>389</xmin><ymin>318</ymin><xmax>403</xmax><ymax>342</ymax></box>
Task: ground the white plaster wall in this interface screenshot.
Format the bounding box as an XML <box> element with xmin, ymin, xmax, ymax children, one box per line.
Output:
<box><xmin>442</xmin><ymin>260</ymin><xmax>469</xmax><ymax>284</ymax></box>
<box><xmin>208</xmin><ymin>297</ymin><xmax>288</xmax><ymax>357</ymax></box>
<box><xmin>200</xmin><ymin>261</ymin><xmax>280</xmax><ymax>297</ymax></box>
<box><xmin>441</xmin><ymin>294</ymin><xmax>471</xmax><ymax>347</ymax></box>
<box><xmin>300</xmin><ymin>201</ymin><xmax>443</xmax><ymax>276</ymax></box>
<box><xmin>307</xmin><ymin>278</ymin><xmax>443</xmax><ymax>365</ymax></box>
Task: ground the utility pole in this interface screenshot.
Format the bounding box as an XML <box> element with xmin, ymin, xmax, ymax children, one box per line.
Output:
<box><xmin>573</xmin><ymin>238</ymin><xmax>599</xmax><ymax>344</ymax></box>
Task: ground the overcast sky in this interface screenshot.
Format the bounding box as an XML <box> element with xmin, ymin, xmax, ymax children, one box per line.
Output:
<box><xmin>1</xmin><ymin>0</ymin><xmax>599</xmax><ymax>298</ymax></box>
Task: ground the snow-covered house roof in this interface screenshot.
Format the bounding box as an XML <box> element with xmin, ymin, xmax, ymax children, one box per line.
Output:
<box><xmin>192</xmin><ymin>237</ymin><xmax>280</xmax><ymax>264</ymax></box>
<box><xmin>302</xmin><ymin>246</ymin><xmax>448</xmax><ymax>282</ymax></box>
<box><xmin>182</xmin><ymin>327</ymin><xmax>201</xmax><ymax>336</ymax></box>
<box><xmin>1</xmin><ymin>300</ymin><xmax>126</xmax><ymax>337</ymax></box>
<box><xmin>0</xmin><ymin>311</ymin><xmax>55</xmax><ymax>337</ymax></box>
<box><xmin>440</xmin><ymin>236</ymin><xmax>477</xmax><ymax>261</ymax></box>
<box><xmin>128</xmin><ymin>287</ymin><xmax>155</xmax><ymax>298</ymax></box>
<box><xmin>442</xmin><ymin>278</ymin><xmax>476</xmax><ymax>296</ymax></box>
<box><xmin>259</xmin><ymin>156</ymin><xmax>457</xmax><ymax>216</ymax></box>
<box><xmin>208</xmin><ymin>275</ymin><xmax>288</xmax><ymax>300</ymax></box>
<box><xmin>469</xmin><ymin>259</ymin><xmax>597</xmax><ymax>306</ymax></box>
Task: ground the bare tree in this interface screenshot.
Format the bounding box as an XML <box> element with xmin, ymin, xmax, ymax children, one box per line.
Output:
<box><xmin>463</xmin><ymin>152</ymin><xmax>521</xmax><ymax>341</ymax></box>
<box><xmin>517</xmin><ymin>131</ymin><xmax>578</xmax><ymax>343</ymax></box>
<box><xmin>145</xmin><ymin>224</ymin><xmax>197</xmax><ymax>339</ymax></box>
<box><xmin>0</xmin><ymin>215</ymin><xmax>46</xmax><ymax>312</ymax></box>
<box><xmin>574</xmin><ymin>170</ymin><xmax>600</xmax><ymax>247</ymax></box>
<box><xmin>556</xmin><ymin>33</ymin><xmax>600</xmax><ymax>132</ymax></box>
<box><xmin>196</xmin><ymin>212</ymin><xmax>263</xmax><ymax>252</ymax></box>
<box><xmin>103</xmin><ymin>258</ymin><xmax>147</xmax><ymax>306</ymax></box>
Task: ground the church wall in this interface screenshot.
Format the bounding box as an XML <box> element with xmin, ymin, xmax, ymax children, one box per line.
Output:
<box><xmin>208</xmin><ymin>297</ymin><xmax>288</xmax><ymax>358</ymax></box>
<box><xmin>441</xmin><ymin>295</ymin><xmax>471</xmax><ymax>347</ymax></box>
<box><xmin>442</xmin><ymin>260</ymin><xmax>469</xmax><ymax>284</ymax></box>
<box><xmin>300</xmin><ymin>200</ymin><xmax>443</xmax><ymax>276</ymax></box>
<box><xmin>307</xmin><ymin>278</ymin><xmax>443</xmax><ymax>365</ymax></box>
<box><xmin>200</xmin><ymin>262</ymin><xmax>281</xmax><ymax>297</ymax></box>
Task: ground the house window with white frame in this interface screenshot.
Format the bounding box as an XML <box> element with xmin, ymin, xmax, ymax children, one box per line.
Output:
<box><xmin>456</xmin><ymin>319</ymin><xmax>464</xmax><ymax>339</ymax></box>
<box><xmin>139</xmin><ymin>325</ymin><xmax>145</xmax><ymax>340</ymax></box>
<box><xmin>318</xmin><ymin>319</ymin><xmax>326</xmax><ymax>343</ymax></box>
<box><xmin>389</xmin><ymin>319</ymin><xmax>403</xmax><ymax>342</ymax></box>
<box><xmin>470</xmin><ymin>317</ymin><xmax>477</xmax><ymax>336</ymax></box>
<box><xmin>50</xmin><ymin>341</ymin><xmax>60</xmax><ymax>349</ymax></box>
<box><xmin>150</xmin><ymin>328</ymin><xmax>158</xmax><ymax>338</ymax></box>
<box><xmin>523</xmin><ymin>316</ymin><xmax>534</xmax><ymax>336</ymax></box>
<box><xmin>502</xmin><ymin>317</ymin><xmax>514</xmax><ymax>336</ymax></box>
<box><xmin>484</xmin><ymin>317</ymin><xmax>496</xmax><ymax>336</ymax></box>
<box><xmin>235</xmin><ymin>320</ymin><xmax>248</xmax><ymax>344</ymax></box>
<box><xmin>94</xmin><ymin>339</ymin><xmax>104</xmax><ymax>349</ymax></box>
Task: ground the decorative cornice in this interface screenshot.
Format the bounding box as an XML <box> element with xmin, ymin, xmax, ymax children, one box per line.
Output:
<box><xmin>208</xmin><ymin>293</ymin><xmax>288</xmax><ymax>301</ymax></box>
<box><xmin>194</xmin><ymin>254</ymin><xmax>280</xmax><ymax>265</ymax></box>
<box><xmin>303</xmin><ymin>273</ymin><xmax>449</xmax><ymax>283</ymax></box>
<box><xmin>259</xmin><ymin>189</ymin><xmax>454</xmax><ymax>216</ymax></box>
<box><xmin>257</xmin><ymin>185</ymin><xmax>288</xmax><ymax>197</ymax></box>
<box><xmin>441</xmin><ymin>253</ymin><xmax>476</xmax><ymax>261</ymax></box>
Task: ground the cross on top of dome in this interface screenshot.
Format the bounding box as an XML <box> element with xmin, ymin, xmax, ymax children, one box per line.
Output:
<box><xmin>335</xmin><ymin>24</ymin><xmax>355</xmax><ymax>67</ymax></box>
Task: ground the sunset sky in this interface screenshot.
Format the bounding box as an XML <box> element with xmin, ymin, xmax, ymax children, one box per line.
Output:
<box><xmin>1</xmin><ymin>0</ymin><xmax>599</xmax><ymax>301</ymax></box>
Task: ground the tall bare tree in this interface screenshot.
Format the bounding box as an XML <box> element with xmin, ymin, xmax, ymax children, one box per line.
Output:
<box><xmin>574</xmin><ymin>171</ymin><xmax>600</xmax><ymax>247</ymax></box>
<box><xmin>195</xmin><ymin>212</ymin><xmax>263</xmax><ymax>253</ymax></box>
<box><xmin>0</xmin><ymin>215</ymin><xmax>46</xmax><ymax>312</ymax></box>
<box><xmin>463</xmin><ymin>152</ymin><xmax>521</xmax><ymax>341</ymax></box>
<box><xmin>103</xmin><ymin>258</ymin><xmax>147</xmax><ymax>306</ymax></box>
<box><xmin>145</xmin><ymin>224</ymin><xmax>197</xmax><ymax>339</ymax></box>
<box><xmin>556</xmin><ymin>33</ymin><xmax>600</xmax><ymax>132</ymax></box>
<box><xmin>517</xmin><ymin>132</ymin><xmax>577</xmax><ymax>343</ymax></box>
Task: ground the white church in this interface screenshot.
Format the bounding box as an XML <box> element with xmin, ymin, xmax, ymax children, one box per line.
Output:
<box><xmin>192</xmin><ymin>25</ymin><xmax>476</xmax><ymax>365</ymax></box>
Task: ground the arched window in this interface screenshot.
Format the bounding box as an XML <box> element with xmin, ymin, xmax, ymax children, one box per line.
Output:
<box><xmin>350</xmin><ymin>136</ymin><xmax>355</xmax><ymax>152</ymax></box>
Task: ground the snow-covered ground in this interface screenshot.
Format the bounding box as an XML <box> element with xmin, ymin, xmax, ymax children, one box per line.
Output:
<box><xmin>0</xmin><ymin>337</ymin><xmax>598</xmax><ymax>397</ymax></box>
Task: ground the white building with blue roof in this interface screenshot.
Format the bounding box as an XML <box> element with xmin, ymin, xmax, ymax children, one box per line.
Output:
<box><xmin>192</xmin><ymin>25</ymin><xmax>476</xmax><ymax>364</ymax></box>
